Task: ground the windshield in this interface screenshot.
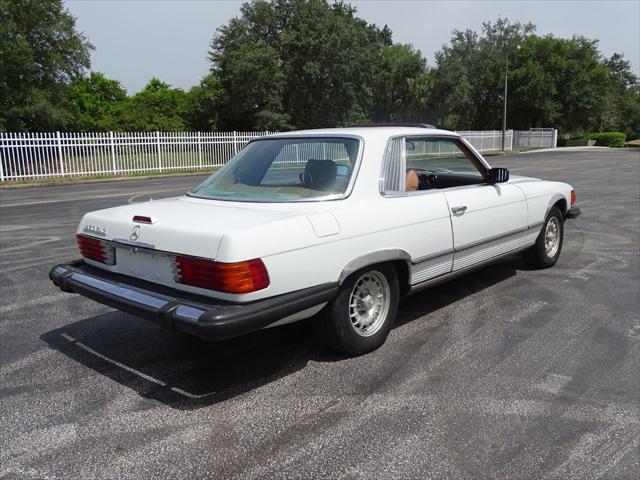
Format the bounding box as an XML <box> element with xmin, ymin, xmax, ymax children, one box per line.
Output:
<box><xmin>190</xmin><ymin>137</ymin><xmax>360</xmax><ymax>202</ymax></box>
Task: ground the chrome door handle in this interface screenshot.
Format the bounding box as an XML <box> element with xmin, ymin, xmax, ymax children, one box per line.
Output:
<box><xmin>451</xmin><ymin>206</ymin><xmax>467</xmax><ymax>215</ymax></box>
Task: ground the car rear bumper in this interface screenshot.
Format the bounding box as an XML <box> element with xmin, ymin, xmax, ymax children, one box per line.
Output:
<box><xmin>49</xmin><ymin>260</ymin><xmax>338</xmax><ymax>341</ymax></box>
<box><xmin>566</xmin><ymin>206</ymin><xmax>581</xmax><ymax>219</ymax></box>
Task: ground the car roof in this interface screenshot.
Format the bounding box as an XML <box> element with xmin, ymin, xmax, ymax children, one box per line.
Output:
<box><xmin>265</xmin><ymin>126</ymin><xmax>459</xmax><ymax>140</ymax></box>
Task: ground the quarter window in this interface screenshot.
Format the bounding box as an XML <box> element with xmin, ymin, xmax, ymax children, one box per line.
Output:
<box><xmin>380</xmin><ymin>137</ymin><xmax>406</xmax><ymax>192</ymax></box>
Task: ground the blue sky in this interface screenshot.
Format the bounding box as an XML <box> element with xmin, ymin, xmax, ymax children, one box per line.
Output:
<box><xmin>66</xmin><ymin>0</ymin><xmax>640</xmax><ymax>94</ymax></box>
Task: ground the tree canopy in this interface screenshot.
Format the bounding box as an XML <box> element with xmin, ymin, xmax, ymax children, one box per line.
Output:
<box><xmin>115</xmin><ymin>78</ymin><xmax>188</xmax><ymax>132</ymax></box>
<box><xmin>1</xmin><ymin>0</ymin><xmax>638</xmax><ymax>137</ymax></box>
<box><xmin>65</xmin><ymin>71</ymin><xmax>127</xmax><ymax>131</ymax></box>
<box><xmin>0</xmin><ymin>0</ymin><xmax>93</xmax><ymax>131</ymax></box>
<box><xmin>209</xmin><ymin>0</ymin><xmax>396</xmax><ymax>130</ymax></box>
<box><xmin>371</xmin><ymin>44</ymin><xmax>432</xmax><ymax>123</ymax></box>
<box><xmin>430</xmin><ymin>19</ymin><xmax>638</xmax><ymax>135</ymax></box>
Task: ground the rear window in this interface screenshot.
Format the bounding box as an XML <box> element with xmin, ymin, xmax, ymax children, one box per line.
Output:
<box><xmin>190</xmin><ymin>137</ymin><xmax>360</xmax><ymax>202</ymax></box>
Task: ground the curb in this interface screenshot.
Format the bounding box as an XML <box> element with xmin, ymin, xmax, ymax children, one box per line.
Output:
<box><xmin>517</xmin><ymin>146</ymin><xmax>612</xmax><ymax>154</ymax></box>
<box><xmin>0</xmin><ymin>171</ymin><xmax>213</xmax><ymax>190</ymax></box>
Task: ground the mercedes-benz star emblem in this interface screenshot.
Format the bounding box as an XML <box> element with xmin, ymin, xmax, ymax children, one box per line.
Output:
<box><xmin>129</xmin><ymin>225</ymin><xmax>141</xmax><ymax>241</ymax></box>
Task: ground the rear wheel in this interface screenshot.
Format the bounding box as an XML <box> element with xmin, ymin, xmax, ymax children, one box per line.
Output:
<box><xmin>523</xmin><ymin>206</ymin><xmax>564</xmax><ymax>268</ymax></box>
<box><xmin>313</xmin><ymin>264</ymin><xmax>399</xmax><ymax>356</ymax></box>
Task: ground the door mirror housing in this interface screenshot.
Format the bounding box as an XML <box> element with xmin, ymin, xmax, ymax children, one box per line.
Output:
<box><xmin>487</xmin><ymin>167</ymin><xmax>509</xmax><ymax>184</ymax></box>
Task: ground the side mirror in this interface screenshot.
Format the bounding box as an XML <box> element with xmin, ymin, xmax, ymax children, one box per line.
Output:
<box><xmin>487</xmin><ymin>167</ymin><xmax>509</xmax><ymax>184</ymax></box>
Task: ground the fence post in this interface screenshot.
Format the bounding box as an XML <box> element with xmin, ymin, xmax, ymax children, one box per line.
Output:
<box><xmin>233</xmin><ymin>130</ymin><xmax>238</xmax><ymax>154</ymax></box>
<box><xmin>156</xmin><ymin>131</ymin><xmax>162</xmax><ymax>170</ymax></box>
<box><xmin>56</xmin><ymin>131</ymin><xmax>65</xmax><ymax>175</ymax></box>
<box><xmin>197</xmin><ymin>132</ymin><xmax>203</xmax><ymax>168</ymax></box>
<box><xmin>0</xmin><ymin>133</ymin><xmax>4</xmax><ymax>181</ymax></box>
<box><xmin>509</xmin><ymin>130</ymin><xmax>514</xmax><ymax>151</ymax></box>
<box><xmin>552</xmin><ymin>129</ymin><xmax>558</xmax><ymax>148</ymax></box>
<box><xmin>109</xmin><ymin>131</ymin><xmax>117</xmax><ymax>173</ymax></box>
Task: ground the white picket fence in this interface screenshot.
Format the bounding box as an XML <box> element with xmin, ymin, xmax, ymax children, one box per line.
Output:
<box><xmin>513</xmin><ymin>128</ymin><xmax>558</xmax><ymax>149</ymax></box>
<box><xmin>0</xmin><ymin>131</ymin><xmax>268</xmax><ymax>181</ymax></box>
<box><xmin>458</xmin><ymin>128</ymin><xmax>557</xmax><ymax>152</ymax></box>
<box><xmin>0</xmin><ymin>128</ymin><xmax>557</xmax><ymax>182</ymax></box>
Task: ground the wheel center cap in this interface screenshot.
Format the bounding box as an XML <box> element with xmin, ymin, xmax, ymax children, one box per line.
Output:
<box><xmin>362</xmin><ymin>294</ymin><xmax>374</xmax><ymax>310</ymax></box>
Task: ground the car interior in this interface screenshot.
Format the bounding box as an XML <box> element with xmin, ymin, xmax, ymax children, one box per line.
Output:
<box><xmin>190</xmin><ymin>137</ymin><xmax>359</xmax><ymax>200</ymax></box>
<box><xmin>300</xmin><ymin>159</ymin><xmax>338</xmax><ymax>190</ymax></box>
<box><xmin>404</xmin><ymin>137</ymin><xmax>488</xmax><ymax>191</ymax></box>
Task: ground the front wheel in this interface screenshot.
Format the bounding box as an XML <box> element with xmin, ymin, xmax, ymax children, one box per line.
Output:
<box><xmin>523</xmin><ymin>206</ymin><xmax>564</xmax><ymax>268</ymax></box>
<box><xmin>313</xmin><ymin>264</ymin><xmax>399</xmax><ymax>356</ymax></box>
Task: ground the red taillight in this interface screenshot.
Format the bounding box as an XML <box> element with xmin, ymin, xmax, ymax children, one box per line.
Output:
<box><xmin>174</xmin><ymin>256</ymin><xmax>269</xmax><ymax>294</ymax></box>
<box><xmin>77</xmin><ymin>234</ymin><xmax>115</xmax><ymax>265</ymax></box>
<box><xmin>570</xmin><ymin>190</ymin><xmax>576</xmax><ymax>207</ymax></box>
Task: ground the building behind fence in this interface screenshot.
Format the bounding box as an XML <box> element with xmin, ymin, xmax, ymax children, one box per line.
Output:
<box><xmin>0</xmin><ymin>128</ymin><xmax>557</xmax><ymax>182</ymax></box>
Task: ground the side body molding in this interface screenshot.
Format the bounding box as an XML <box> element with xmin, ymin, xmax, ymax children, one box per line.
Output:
<box><xmin>339</xmin><ymin>249</ymin><xmax>411</xmax><ymax>284</ymax></box>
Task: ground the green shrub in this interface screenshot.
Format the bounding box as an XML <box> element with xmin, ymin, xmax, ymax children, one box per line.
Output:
<box><xmin>573</xmin><ymin>132</ymin><xmax>626</xmax><ymax>147</ymax></box>
<box><xmin>591</xmin><ymin>132</ymin><xmax>626</xmax><ymax>147</ymax></box>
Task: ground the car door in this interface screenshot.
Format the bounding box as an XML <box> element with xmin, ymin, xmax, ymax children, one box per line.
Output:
<box><xmin>404</xmin><ymin>136</ymin><xmax>528</xmax><ymax>272</ymax></box>
<box><xmin>379</xmin><ymin>137</ymin><xmax>454</xmax><ymax>286</ymax></box>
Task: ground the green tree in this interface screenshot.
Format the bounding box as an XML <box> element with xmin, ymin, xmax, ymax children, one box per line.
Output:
<box><xmin>430</xmin><ymin>18</ymin><xmax>534</xmax><ymax>129</ymax></box>
<box><xmin>509</xmin><ymin>35</ymin><xmax>609</xmax><ymax>132</ymax></box>
<box><xmin>116</xmin><ymin>78</ymin><xmax>188</xmax><ymax>131</ymax></box>
<box><xmin>184</xmin><ymin>75</ymin><xmax>225</xmax><ymax>131</ymax></box>
<box><xmin>431</xmin><ymin>18</ymin><xmax>635</xmax><ymax>134</ymax></box>
<box><xmin>599</xmin><ymin>54</ymin><xmax>640</xmax><ymax>136</ymax></box>
<box><xmin>210</xmin><ymin>0</ymin><xmax>392</xmax><ymax>130</ymax></box>
<box><xmin>213</xmin><ymin>39</ymin><xmax>289</xmax><ymax>130</ymax></box>
<box><xmin>0</xmin><ymin>0</ymin><xmax>93</xmax><ymax>131</ymax></box>
<box><xmin>371</xmin><ymin>44</ymin><xmax>432</xmax><ymax>123</ymax></box>
<box><xmin>65</xmin><ymin>72</ymin><xmax>127</xmax><ymax>131</ymax></box>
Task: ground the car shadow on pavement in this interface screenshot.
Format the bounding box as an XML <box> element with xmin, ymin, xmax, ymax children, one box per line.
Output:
<box><xmin>395</xmin><ymin>260</ymin><xmax>520</xmax><ymax>329</ymax></box>
<box><xmin>40</xmin><ymin>259</ymin><xmax>519</xmax><ymax>410</ymax></box>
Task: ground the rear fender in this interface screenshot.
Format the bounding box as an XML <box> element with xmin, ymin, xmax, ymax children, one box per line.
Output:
<box><xmin>339</xmin><ymin>249</ymin><xmax>411</xmax><ymax>284</ymax></box>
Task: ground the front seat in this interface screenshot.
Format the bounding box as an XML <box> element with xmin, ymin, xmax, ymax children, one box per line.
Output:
<box><xmin>302</xmin><ymin>159</ymin><xmax>337</xmax><ymax>191</ymax></box>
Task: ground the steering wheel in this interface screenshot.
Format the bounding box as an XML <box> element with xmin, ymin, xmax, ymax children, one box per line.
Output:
<box><xmin>414</xmin><ymin>168</ymin><xmax>438</xmax><ymax>190</ymax></box>
<box><xmin>426</xmin><ymin>172</ymin><xmax>438</xmax><ymax>187</ymax></box>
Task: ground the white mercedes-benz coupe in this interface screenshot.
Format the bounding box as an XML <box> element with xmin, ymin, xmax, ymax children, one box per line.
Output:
<box><xmin>51</xmin><ymin>125</ymin><xmax>580</xmax><ymax>355</ymax></box>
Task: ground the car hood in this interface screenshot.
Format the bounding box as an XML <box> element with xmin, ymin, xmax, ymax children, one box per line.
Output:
<box><xmin>78</xmin><ymin>195</ymin><xmax>318</xmax><ymax>259</ymax></box>
<box><xmin>507</xmin><ymin>175</ymin><xmax>541</xmax><ymax>184</ymax></box>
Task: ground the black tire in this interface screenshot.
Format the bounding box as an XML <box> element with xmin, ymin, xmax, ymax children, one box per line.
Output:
<box><xmin>523</xmin><ymin>206</ymin><xmax>564</xmax><ymax>268</ymax></box>
<box><xmin>313</xmin><ymin>264</ymin><xmax>399</xmax><ymax>356</ymax></box>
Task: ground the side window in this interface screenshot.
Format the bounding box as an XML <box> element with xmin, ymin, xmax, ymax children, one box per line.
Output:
<box><xmin>406</xmin><ymin>138</ymin><xmax>483</xmax><ymax>178</ymax></box>
<box><xmin>381</xmin><ymin>136</ymin><xmax>487</xmax><ymax>195</ymax></box>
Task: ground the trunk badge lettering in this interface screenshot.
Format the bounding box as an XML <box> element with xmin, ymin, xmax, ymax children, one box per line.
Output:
<box><xmin>83</xmin><ymin>224</ymin><xmax>106</xmax><ymax>236</ymax></box>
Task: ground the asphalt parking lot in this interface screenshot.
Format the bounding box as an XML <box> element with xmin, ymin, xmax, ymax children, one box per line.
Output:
<box><xmin>1</xmin><ymin>148</ymin><xmax>639</xmax><ymax>479</ymax></box>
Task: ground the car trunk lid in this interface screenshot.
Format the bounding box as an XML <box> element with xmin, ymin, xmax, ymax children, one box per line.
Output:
<box><xmin>79</xmin><ymin>196</ymin><xmax>306</xmax><ymax>260</ymax></box>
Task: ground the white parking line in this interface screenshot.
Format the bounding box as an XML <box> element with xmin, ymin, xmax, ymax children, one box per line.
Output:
<box><xmin>60</xmin><ymin>333</ymin><xmax>216</xmax><ymax>399</ymax></box>
<box><xmin>0</xmin><ymin>292</ymin><xmax>70</xmax><ymax>314</ymax></box>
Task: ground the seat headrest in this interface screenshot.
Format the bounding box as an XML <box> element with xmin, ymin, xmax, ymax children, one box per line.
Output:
<box><xmin>303</xmin><ymin>159</ymin><xmax>337</xmax><ymax>191</ymax></box>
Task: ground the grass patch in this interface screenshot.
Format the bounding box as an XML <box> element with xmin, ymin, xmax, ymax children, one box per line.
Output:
<box><xmin>0</xmin><ymin>167</ymin><xmax>219</xmax><ymax>188</ymax></box>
